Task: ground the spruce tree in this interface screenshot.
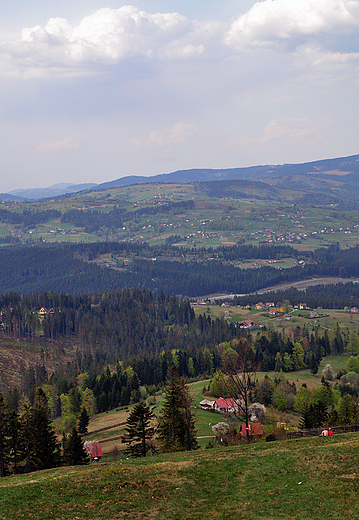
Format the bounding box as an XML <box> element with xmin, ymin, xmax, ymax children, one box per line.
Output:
<box><xmin>310</xmin><ymin>353</ymin><xmax>319</xmax><ymax>375</ymax></box>
<box><xmin>0</xmin><ymin>395</ymin><xmax>9</xmax><ymax>477</ymax></box>
<box><xmin>30</xmin><ymin>388</ymin><xmax>60</xmax><ymax>470</ymax></box>
<box><xmin>122</xmin><ymin>402</ymin><xmax>155</xmax><ymax>457</ymax></box>
<box><xmin>78</xmin><ymin>407</ymin><xmax>90</xmax><ymax>435</ymax></box>
<box><xmin>18</xmin><ymin>398</ymin><xmax>37</xmax><ymax>473</ymax></box>
<box><xmin>63</xmin><ymin>427</ymin><xmax>89</xmax><ymax>466</ymax></box>
<box><xmin>7</xmin><ymin>410</ymin><xmax>19</xmax><ymax>475</ymax></box>
<box><xmin>157</xmin><ymin>367</ymin><xmax>197</xmax><ymax>453</ymax></box>
<box><xmin>180</xmin><ymin>379</ymin><xmax>198</xmax><ymax>452</ymax></box>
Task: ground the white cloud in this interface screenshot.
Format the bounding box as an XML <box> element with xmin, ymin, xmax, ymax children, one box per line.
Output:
<box><xmin>260</xmin><ymin>118</ymin><xmax>311</xmax><ymax>141</ymax></box>
<box><xmin>225</xmin><ymin>0</ymin><xmax>359</xmax><ymax>49</ymax></box>
<box><xmin>1</xmin><ymin>1</ymin><xmax>359</xmax><ymax>79</ymax></box>
<box><xmin>35</xmin><ymin>136</ymin><xmax>79</xmax><ymax>153</ymax></box>
<box><xmin>1</xmin><ymin>6</ymin><xmax>195</xmax><ymax>76</ymax></box>
<box><xmin>223</xmin><ymin>118</ymin><xmax>330</xmax><ymax>154</ymax></box>
<box><xmin>160</xmin><ymin>42</ymin><xmax>205</xmax><ymax>59</ymax></box>
<box><xmin>296</xmin><ymin>43</ymin><xmax>359</xmax><ymax>67</ymax></box>
<box><xmin>129</xmin><ymin>123</ymin><xmax>197</xmax><ymax>151</ymax></box>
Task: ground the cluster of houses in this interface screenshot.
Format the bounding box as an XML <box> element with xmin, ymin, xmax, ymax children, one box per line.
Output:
<box><xmin>200</xmin><ymin>397</ymin><xmax>264</xmax><ymax>437</ymax></box>
<box><xmin>248</xmin><ymin>209</ymin><xmax>359</xmax><ymax>245</ymax></box>
<box><xmin>38</xmin><ymin>307</ymin><xmax>55</xmax><ymax>316</ymax></box>
<box><xmin>200</xmin><ymin>397</ymin><xmax>239</xmax><ymax>414</ymax></box>
<box><xmin>232</xmin><ymin>320</ymin><xmax>263</xmax><ymax>330</ymax></box>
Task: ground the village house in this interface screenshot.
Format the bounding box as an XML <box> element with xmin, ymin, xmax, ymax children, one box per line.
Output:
<box><xmin>199</xmin><ymin>399</ymin><xmax>215</xmax><ymax>411</ymax></box>
<box><xmin>83</xmin><ymin>441</ymin><xmax>103</xmax><ymax>462</ymax></box>
<box><xmin>214</xmin><ymin>397</ymin><xmax>239</xmax><ymax>414</ymax></box>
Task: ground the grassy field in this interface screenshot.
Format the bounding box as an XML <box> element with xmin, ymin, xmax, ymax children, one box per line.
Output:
<box><xmin>1</xmin><ymin>432</ymin><xmax>359</xmax><ymax>519</ymax></box>
<box><xmin>192</xmin><ymin>304</ymin><xmax>359</xmax><ymax>333</ymax></box>
<box><xmin>255</xmin><ymin>355</ymin><xmax>348</xmax><ymax>391</ymax></box>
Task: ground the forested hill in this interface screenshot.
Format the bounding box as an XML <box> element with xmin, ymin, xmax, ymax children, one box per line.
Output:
<box><xmin>0</xmin><ymin>286</ymin><xmax>340</xmax><ymax>414</ymax></box>
<box><xmin>0</xmin><ymin>288</ymin><xmax>231</xmax><ymax>368</ymax></box>
<box><xmin>0</xmin><ymin>241</ymin><xmax>359</xmax><ymax>299</ymax></box>
<box><xmin>0</xmin><ymin>288</ymin><xmax>234</xmax><ymax>405</ymax></box>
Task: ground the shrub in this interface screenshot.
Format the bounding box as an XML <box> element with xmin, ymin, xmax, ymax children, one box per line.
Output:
<box><xmin>322</xmin><ymin>364</ymin><xmax>334</xmax><ymax>381</ymax></box>
<box><xmin>248</xmin><ymin>403</ymin><xmax>266</xmax><ymax>422</ymax></box>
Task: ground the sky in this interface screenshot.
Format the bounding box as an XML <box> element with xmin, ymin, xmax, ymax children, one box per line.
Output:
<box><xmin>1</xmin><ymin>0</ymin><xmax>359</xmax><ymax>192</ymax></box>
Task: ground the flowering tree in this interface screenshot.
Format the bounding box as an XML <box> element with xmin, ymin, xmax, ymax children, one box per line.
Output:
<box><xmin>211</xmin><ymin>422</ymin><xmax>229</xmax><ymax>442</ymax></box>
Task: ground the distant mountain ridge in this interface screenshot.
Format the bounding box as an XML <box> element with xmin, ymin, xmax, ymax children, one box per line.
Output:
<box><xmin>96</xmin><ymin>153</ymin><xmax>359</xmax><ymax>190</ymax></box>
<box><xmin>1</xmin><ymin>154</ymin><xmax>359</xmax><ymax>202</ymax></box>
<box><xmin>0</xmin><ymin>182</ymin><xmax>98</xmax><ymax>202</ymax></box>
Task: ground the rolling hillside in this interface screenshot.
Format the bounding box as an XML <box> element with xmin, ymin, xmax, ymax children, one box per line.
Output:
<box><xmin>1</xmin><ymin>432</ymin><xmax>358</xmax><ymax>519</ymax></box>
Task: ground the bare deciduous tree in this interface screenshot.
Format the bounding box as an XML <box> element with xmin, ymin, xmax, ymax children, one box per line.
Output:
<box><xmin>222</xmin><ymin>338</ymin><xmax>259</xmax><ymax>443</ymax></box>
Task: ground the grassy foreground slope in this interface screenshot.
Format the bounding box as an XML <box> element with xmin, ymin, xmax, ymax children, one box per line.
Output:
<box><xmin>1</xmin><ymin>433</ymin><xmax>358</xmax><ymax>519</ymax></box>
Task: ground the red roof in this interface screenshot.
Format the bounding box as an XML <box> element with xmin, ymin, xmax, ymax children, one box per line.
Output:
<box><xmin>215</xmin><ymin>397</ymin><xmax>237</xmax><ymax>410</ymax></box>
<box><xmin>85</xmin><ymin>442</ymin><xmax>103</xmax><ymax>458</ymax></box>
<box><xmin>240</xmin><ymin>423</ymin><xmax>263</xmax><ymax>436</ymax></box>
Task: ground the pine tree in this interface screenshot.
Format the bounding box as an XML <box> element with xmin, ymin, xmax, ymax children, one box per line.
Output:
<box><xmin>7</xmin><ymin>410</ymin><xmax>20</xmax><ymax>475</ymax></box>
<box><xmin>310</xmin><ymin>353</ymin><xmax>319</xmax><ymax>375</ymax></box>
<box><xmin>122</xmin><ymin>402</ymin><xmax>155</xmax><ymax>457</ymax></box>
<box><xmin>157</xmin><ymin>368</ymin><xmax>186</xmax><ymax>452</ymax></box>
<box><xmin>63</xmin><ymin>427</ymin><xmax>89</xmax><ymax>466</ymax></box>
<box><xmin>299</xmin><ymin>402</ymin><xmax>328</xmax><ymax>429</ymax></box>
<box><xmin>18</xmin><ymin>398</ymin><xmax>37</xmax><ymax>473</ymax></box>
<box><xmin>29</xmin><ymin>389</ymin><xmax>60</xmax><ymax>470</ymax></box>
<box><xmin>157</xmin><ymin>367</ymin><xmax>197</xmax><ymax>453</ymax></box>
<box><xmin>78</xmin><ymin>407</ymin><xmax>90</xmax><ymax>435</ymax></box>
<box><xmin>0</xmin><ymin>395</ymin><xmax>9</xmax><ymax>477</ymax></box>
<box><xmin>180</xmin><ymin>379</ymin><xmax>198</xmax><ymax>452</ymax></box>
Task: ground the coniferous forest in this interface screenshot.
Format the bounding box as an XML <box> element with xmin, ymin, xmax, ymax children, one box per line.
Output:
<box><xmin>0</xmin><ymin>286</ymin><xmax>353</xmax><ymax>416</ymax></box>
<box><xmin>1</xmin><ymin>241</ymin><xmax>359</xmax><ymax>300</ymax></box>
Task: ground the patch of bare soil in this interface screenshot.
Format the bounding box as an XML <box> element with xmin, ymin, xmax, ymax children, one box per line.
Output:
<box><xmin>0</xmin><ymin>336</ymin><xmax>77</xmax><ymax>391</ymax></box>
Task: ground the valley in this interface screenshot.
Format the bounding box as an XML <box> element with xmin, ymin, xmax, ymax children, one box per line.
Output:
<box><xmin>2</xmin><ymin>158</ymin><xmax>359</xmax><ymax>517</ymax></box>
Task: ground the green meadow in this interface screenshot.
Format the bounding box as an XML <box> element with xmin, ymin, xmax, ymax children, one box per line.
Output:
<box><xmin>1</xmin><ymin>432</ymin><xmax>358</xmax><ymax>519</ymax></box>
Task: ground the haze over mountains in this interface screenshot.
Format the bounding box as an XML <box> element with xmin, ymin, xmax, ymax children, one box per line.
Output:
<box><xmin>1</xmin><ymin>153</ymin><xmax>359</xmax><ymax>202</ymax></box>
<box><xmin>5</xmin><ymin>183</ymin><xmax>98</xmax><ymax>202</ymax></box>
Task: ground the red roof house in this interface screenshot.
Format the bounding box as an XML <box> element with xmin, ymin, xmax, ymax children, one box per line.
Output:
<box><xmin>240</xmin><ymin>422</ymin><xmax>263</xmax><ymax>437</ymax></box>
<box><xmin>83</xmin><ymin>441</ymin><xmax>103</xmax><ymax>460</ymax></box>
<box><xmin>214</xmin><ymin>397</ymin><xmax>239</xmax><ymax>414</ymax></box>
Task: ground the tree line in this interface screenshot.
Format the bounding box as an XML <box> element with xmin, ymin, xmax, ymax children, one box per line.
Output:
<box><xmin>1</xmin><ymin>240</ymin><xmax>359</xmax><ymax>297</ymax></box>
<box><xmin>0</xmin><ymin>209</ymin><xmax>61</xmax><ymax>227</ymax></box>
<box><xmin>0</xmin><ymin>388</ymin><xmax>88</xmax><ymax>477</ymax></box>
